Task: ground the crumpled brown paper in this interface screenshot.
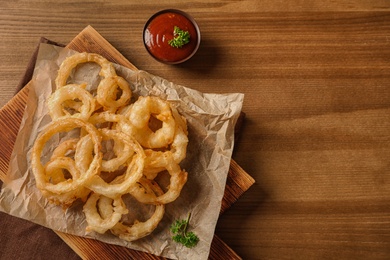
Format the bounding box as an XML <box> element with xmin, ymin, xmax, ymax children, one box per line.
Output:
<box><xmin>0</xmin><ymin>43</ymin><xmax>244</xmax><ymax>260</ymax></box>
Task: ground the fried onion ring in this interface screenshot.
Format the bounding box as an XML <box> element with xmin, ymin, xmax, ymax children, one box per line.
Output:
<box><xmin>83</xmin><ymin>193</ymin><xmax>128</xmax><ymax>234</ymax></box>
<box><xmin>47</xmin><ymin>83</ymin><xmax>96</xmax><ymax>121</ymax></box>
<box><xmin>100</xmin><ymin>128</ymin><xmax>135</xmax><ymax>173</ymax></box>
<box><xmin>38</xmin><ymin>138</ymin><xmax>91</xmax><ymax>207</ymax></box>
<box><xmin>136</xmin><ymin>152</ymin><xmax>188</xmax><ymax>204</ymax></box>
<box><xmin>129</xmin><ymin>96</ymin><xmax>176</xmax><ymax>148</ymax></box>
<box><xmin>101</xmin><ymin>178</ymin><xmax>165</xmax><ymax>242</ymax></box>
<box><xmin>55</xmin><ymin>52</ymin><xmax>117</xmax><ymax>89</ymax></box>
<box><xmin>85</xmin><ymin>130</ymin><xmax>145</xmax><ymax>199</ymax></box>
<box><xmin>96</xmin><ymin>76</ymin><xmax>132</xmax><ymax>111</ymax></box>
<box><xmin>42</xmin><ymin>157</ymin><xmax>91</xmax><ymax>207</ymax></box>
<box><xmin>31</xmin><ymin>118</ymin><xmax>102</xmax><ymax>194</ymax></box>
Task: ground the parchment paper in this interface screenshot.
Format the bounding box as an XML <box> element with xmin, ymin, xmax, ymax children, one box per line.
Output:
<box><xmin>0</xmin><ymin>43</ymin><xmax>244</xmax><ymax>260</ymax></box>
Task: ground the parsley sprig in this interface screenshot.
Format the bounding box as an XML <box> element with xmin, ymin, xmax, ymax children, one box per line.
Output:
<box><xmin>168</xmin><ymin>26</ymin><xmax>190</xmax><ymax>48</ymax></box>
<box><xmin>170</xmin><ymin>212</ymin><xmax>199</xmax><ymax>248</ymax></box>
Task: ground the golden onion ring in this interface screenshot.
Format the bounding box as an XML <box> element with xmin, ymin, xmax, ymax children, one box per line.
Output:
<box><xmin>136</xmin><ymin>153</ymin><xmax>188</xmax><ymax>204</ymax></box>
<box><xmin>101</xmin><ymin>178</ymin><xmax>165</xmax><ymax>242</ymax></box>
<box><xmin>129</xmin><ymin>96</ymin><xmax>176</xmax><ymax>148</ymax></box>
<box><xmin>96</xmin><ymin>76</ymin><xmax>132</xmax><ymax>111</ymax></box>
<box><xmin>85</xmin><ymin>130</ymin><xmax>145</xmax><ymax>199</ymax></box>
<box><xmin>83</xmin><ymin>193</ymin><xmax>128</xmax><ymax>234</ymax></box>
<box><xmin>31</xmin><ymin>117</ymin><xmax>102</xmax><ymax>194</ymax></box>
<box><xmin>128</xmin><ymin>177</ymin><xmax>160</xmax><ymax>204</ymax></box>
<box><xmin>43</xmin><ymin>157</ymin><xmax>91</xmax><ymax>207</ymax></box>
<box><xmin>47</xmin><ymin>83</ymin><xmax>95</xmax><ymax>121</ymax></box>
<box><xmin>40</xmin><ymin>138</ymin><xmax>91</xmax><ymax>207</ymax></box>
<box><xmin>49</xmin><ymin>138</ymin><xmax>78</xmax><ymax>159</ymax></box>
<box><xmin>55</xmin><ymin>52</ymin><xmax>117</xmax><ymax>89</ymax></box>
<box><xmin>100</xmin><ymin>128</ymin><xmax>135</xmax><ymax>173</ymax></box>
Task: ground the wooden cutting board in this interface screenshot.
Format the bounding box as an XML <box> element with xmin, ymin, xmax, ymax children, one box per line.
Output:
<box><xmin>0</xmin><ymin>25</ymin><xmax>255</xmax><ymax>260</ymax></box>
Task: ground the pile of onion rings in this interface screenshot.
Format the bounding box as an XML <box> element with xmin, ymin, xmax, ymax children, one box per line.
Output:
<box><xmin>31</xmin><ymin>52</ymin><xmax>189</xmax><ymax>242</ymax></box>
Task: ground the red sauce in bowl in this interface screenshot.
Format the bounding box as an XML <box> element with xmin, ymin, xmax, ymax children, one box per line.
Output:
<box><xmin>143</xmin><ymin>10</ymin><xmax>200</xmax><ymax>64</ymax></box>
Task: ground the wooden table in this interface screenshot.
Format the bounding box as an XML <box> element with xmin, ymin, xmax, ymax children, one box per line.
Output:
<box><xmin>1</xmin><ymin>1</ymin><xmax>390</xmax><ymax>259</ymax></box>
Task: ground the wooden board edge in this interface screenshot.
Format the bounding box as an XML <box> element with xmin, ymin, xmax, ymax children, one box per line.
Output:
<box><xmin>220</xmin><ymin>159</ymin><xmax>255</xmax><ymax>214</ymax></box>
<box><xmin>56</xmin><ymin>230</ymin><xmax>242</xmax><ymax>260</ymax></box>
<box><xmin>0</xmin><ymin>86</ymin><xmax>30</xmax><ymax>179</ymax></box>
<box><xmin>209</xmin><ymin>235</ymin><xmax>242</xmax><ymax>260</ymax></box>
<box><xmin>67</xmin><ymin>25</ymin><xmax>138</xmax><ymax>70</ymax></box>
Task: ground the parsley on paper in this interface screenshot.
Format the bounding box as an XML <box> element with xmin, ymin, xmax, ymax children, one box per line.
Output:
<box><xmin>170</xmin><ymin>212</ymin><xmax>199</xmax><ymax>248</ymax></box>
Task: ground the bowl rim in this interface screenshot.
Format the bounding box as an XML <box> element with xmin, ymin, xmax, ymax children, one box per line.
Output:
<box><xmin>143</xmin><ymin>9</ymin><xmax>201</xmax><ymax>65</ymax></box>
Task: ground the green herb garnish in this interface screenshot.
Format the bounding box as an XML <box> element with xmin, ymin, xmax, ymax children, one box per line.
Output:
<box><xmin>170</xmin><ymin>212</ymin><xmax>199</xmax><ymax>248</ymax></box>
<box><xmin>168</xmin><ymin>26</ymin><xmax>190</xmax><ymax>48</ymax></box>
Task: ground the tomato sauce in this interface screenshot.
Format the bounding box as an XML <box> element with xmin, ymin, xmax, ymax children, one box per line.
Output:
<box><xmin>144</xmin><ymin>10</ymin><xmax>199</xmax><ymax>63</ymax></box>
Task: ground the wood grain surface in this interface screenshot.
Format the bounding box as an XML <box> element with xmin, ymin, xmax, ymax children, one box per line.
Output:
<box><xmin>1</xmin><ymin>1</ymin><xmax>390</xmax><ymax>259</ymax></box>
